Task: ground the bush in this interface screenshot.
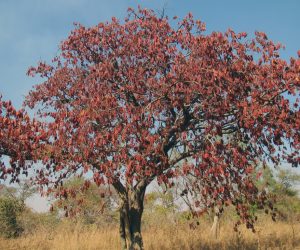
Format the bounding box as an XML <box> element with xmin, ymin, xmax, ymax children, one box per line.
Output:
<box><xmin>0</xmin><ymin>196</ymin><xmax>24</xmax><ymax>238</ymax></box>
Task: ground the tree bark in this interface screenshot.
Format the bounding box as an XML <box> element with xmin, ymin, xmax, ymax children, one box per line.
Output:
<box><xmin>119</xmin><ymin>189</ymin><xmax>145</xmax><ymax>250</ymax></box>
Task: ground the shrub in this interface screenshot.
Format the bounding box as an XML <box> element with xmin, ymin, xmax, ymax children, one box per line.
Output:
<box><xmin>0</xmin><ymin>196</ymin><xmax>24</xmax><ymax>238</ymax></box>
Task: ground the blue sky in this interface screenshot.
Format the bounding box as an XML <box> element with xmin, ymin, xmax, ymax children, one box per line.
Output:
<box><xmin>0</xmin><ymin>0</ymin><xmax>299</xmax><ymax>108</ymax></box>
<box><xmin>0</xmin><ymin>0</ymin><xmax>299</xmax><ymax>211</ymax></box>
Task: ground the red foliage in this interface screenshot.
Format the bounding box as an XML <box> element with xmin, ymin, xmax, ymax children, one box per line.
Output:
<box><xmin>0</xmin><ymin>97</ymin><xmax>43</xmax><ymax>182</ymax></box>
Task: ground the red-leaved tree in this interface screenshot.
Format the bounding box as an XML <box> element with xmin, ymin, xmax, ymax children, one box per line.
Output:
<box><xmin>1</xmin><ymin>7</ymin><xmax>300</xmax><ymax>249</ymax></box>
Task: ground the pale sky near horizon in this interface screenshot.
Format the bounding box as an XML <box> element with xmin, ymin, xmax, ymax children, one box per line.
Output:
<box><xmin>0</xmin><ymin>0</ymin><xmax>299</xmax><ymax>212</ymax></box>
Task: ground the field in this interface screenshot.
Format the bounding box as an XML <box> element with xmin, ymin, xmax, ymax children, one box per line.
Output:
<box><xmin>1</xmin><ymin>217</ymin><xmax>299</xmax><ymax>250</ymax></box>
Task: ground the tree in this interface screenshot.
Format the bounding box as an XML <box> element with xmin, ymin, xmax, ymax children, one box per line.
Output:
<box><xmin>256</xmin><ymin>166</ymin><xmax>300</xmax><ymax>216</ymax></box>
<box><xmin>0</xmin><ymin>183</ymin><xmax>34</xmax><ymax>238</ymax></box>
<box><xmin>275</xmin><ymin>169</ymin><xmax>300</xmax><ymax>197</ymax></box>
<box><xmin>51</xmin><ymin>176</ymin><xmax>118</xmax><ymax>225</ymax></box>
<box><xmin>176</xmin><ymin>174</ymin><xmax>223</xmax><ymax>238</ymax></box>
<box><xmin>0</xmin><ymin>196</ymin><xmax>24</xmax><ymax>238</ymax></box>
<box><xmin>143</xmin><ymin>186</ymin><xmax>179</xmax><ymax>227</ymax></box>
<box><xmin>0</xmin><ymin>7</ymin><xmax>300</xmax><ymax>250</ymax></box>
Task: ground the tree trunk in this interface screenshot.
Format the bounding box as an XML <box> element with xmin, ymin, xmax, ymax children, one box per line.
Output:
<box><xmin>210</xmin><ymin>206</ymin><xmax>220</xmax><ymax>239</ymax></box>
<box><xmin>119</xmin><ymin>189</ymin><xmax>145</xmax><ymax>250</ymax></box>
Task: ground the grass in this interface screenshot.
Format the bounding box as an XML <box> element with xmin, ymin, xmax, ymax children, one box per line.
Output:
<box><xmin>0</xmin><ymin>217</ymin><xmax>299</xmax><ymax>250</ymax></box>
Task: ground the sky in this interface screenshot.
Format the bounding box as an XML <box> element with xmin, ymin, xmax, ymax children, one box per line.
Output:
<box><xmin>0</xmin><ymin>0</ymin><xmax>299</xmax><ymax>211</ymax></box>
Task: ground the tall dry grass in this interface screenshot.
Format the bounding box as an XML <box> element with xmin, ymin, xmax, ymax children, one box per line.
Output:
<box><xmin>0</xmin><ymin>217</ymin><xmax>299</xmax><ymax>250</ymax></box>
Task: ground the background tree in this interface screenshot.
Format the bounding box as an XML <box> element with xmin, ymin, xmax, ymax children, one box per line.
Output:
<box><xmin>175</xmin><ymin>174</ymin><xmax>223</xmax><ymax>238</ymax></box>
<box><xmin>256</xmin><ymin>166</ymin><xmax>300</xmax><ymax>218</ymax></box>
<box><xmin>0</xmin><ymin>7</ymin><xmax>300</xmax><ymax>250</ymax></box>
<box><xmin>0</xmin><ymin>196</ymin><xmax>24</xmax><ymax>238</ymax></box>
<box><xmin>51</xmin><ymin>176</ymin><xmax>118</xmax><ymax>226</ymax></box>
<box><xmin>0</xmin><ymin>182</ymin><xmax>35</xmax><ymax>238</ymax></box>
<box><xmin>143</xmin><ymin>185</ymin><xmax>179</xmax><ymax>228</ymax></box>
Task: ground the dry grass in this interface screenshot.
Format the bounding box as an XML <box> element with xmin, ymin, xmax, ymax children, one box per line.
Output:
<box><xmin>0</xmin><ymin>217</ymin><xmax>299</xmax><ymax>250</ymax></box>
